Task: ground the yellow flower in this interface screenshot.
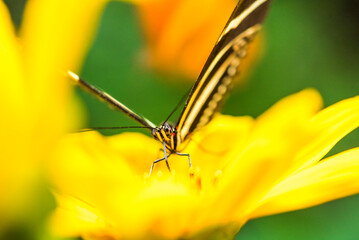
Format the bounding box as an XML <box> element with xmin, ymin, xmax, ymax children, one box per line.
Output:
<box><xmin>0</xmin><ymin>0</ymin><xmax>107</xmax><ymax>222</ymax></box>
<box><xmin>136</xmin><ymin>0</ymin><xmax>262</xmax><ymax>82</ymax></box>
<box><xmin>48</xmin><ymin>89</ymin><xmax>359</xmax><ymax>239</ymax></box>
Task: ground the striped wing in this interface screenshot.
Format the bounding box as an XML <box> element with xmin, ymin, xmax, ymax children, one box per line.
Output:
<box><xmin>176</xmin><ymin>0</ymin><xmax>271</xmax><ymax>144</ymax></box>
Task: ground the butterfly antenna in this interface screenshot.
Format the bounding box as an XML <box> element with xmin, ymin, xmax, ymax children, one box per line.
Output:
<box><xmin>161</xmin><ymin>87</ymin><xmax>192</xmax><ymax>126</ymax></box>
<box><xmin>73</xmin><ymin>126</ymin><xmax>154</xmax><ymax>133</ymax></box>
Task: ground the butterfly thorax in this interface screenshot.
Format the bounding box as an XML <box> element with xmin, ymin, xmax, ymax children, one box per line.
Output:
<box><xmin>151</xmin><ymin>122</ymin><xmax>178</xmax><ymax>152</ymax></box>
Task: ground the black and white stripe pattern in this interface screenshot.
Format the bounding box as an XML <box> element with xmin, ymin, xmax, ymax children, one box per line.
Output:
<box><xmin>176</xmin><ymin>0</ymin><xmax>271</xmax><ymax>146</ymax></box>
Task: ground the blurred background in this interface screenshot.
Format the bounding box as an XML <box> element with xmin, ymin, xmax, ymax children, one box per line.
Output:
<box><xmin>4</xmin><ymin>0</ymin><xmax>359</xmax><ymax>239</ymax></box>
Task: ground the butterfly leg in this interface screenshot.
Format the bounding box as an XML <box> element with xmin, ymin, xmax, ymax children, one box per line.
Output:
<box><xmin>149</xmin><ymin>157</ymin><xmax>165</xmax><ymax>176</ymax></box>
<box><xmin>149</xmin><ymin>141</ymin><xmax>172</xmax><ymax>176</ymax></box>
<box><xmin>162</xmin><ymin>141</ymin><xmax>171</xmax><ymax>172</ymax></box>
<box><xmin>175</xmin><ymin>152</ymin><xmax>192</xmax><ymax>168</ymax></box>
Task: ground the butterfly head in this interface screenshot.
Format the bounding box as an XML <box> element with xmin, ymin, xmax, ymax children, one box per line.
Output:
<box><xmin>151</xmin><ymin>122</ymin><xmax>178</xmax><ymax>151</ymax></box>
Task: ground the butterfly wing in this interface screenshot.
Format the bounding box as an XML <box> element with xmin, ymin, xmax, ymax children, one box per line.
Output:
<box><xmin>175</xmin><ymin>0</ymin><xmax>272</xmax><ymax>145</ymax></box>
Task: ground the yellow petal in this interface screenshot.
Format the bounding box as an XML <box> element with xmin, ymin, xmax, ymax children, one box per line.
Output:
<box><xmin>250</xmin><ymin>147</ymin><xmax>359</xmax><ymax>218</ymax></box>
<box><xmin>50</xmin><ymin>193</ymin><xmax>110</xmax><ymax>238</ymax></box>
<box><xmin>293</xmin><ymin>95</ymin><xmax>359</xmax><ymax>171</ymax></box>
<box><xmin>0</xmin><ymin>2</ymin><xmax>36</xmax><ymax>216</ymax></box>
<box><xmin>0</xmin><ymin>2</ymin><xmax>25</xmax><ymax>112</ymax></box>
<box><xmin>48</xmin><ymin>132</ymin><xmax>140</xmax><ymax>199</ymax></box>
<box><xmin>252</xmin><ymin>89</ymin><xmax>322</xmax><ymax>139</ymax></box>
<box><xmin>21</xmin><ymin>0</ymin><xmax>107</xmax><ymax>78</ymax></box>
<box><xmin>0</xmin><ymin>2</ymin><xmax>27</xmax><ymax>142</ymax></box>
<box><xmin>20</xmin><ymin>0</ymin><xmax>107</xmax><ymax>133</ymax></box>
<box><xmin>104</xmin><ymin>181</ymin><xmax>198</xmax><ymax>239</ymax></box>
<box><xmin>49</xmin><ymin>89</ymin><xmax>359</xmax><ymax>239</ymax></box>
<box><xmin>187</xmin><ymin>114</ymin><xmax>254</xmax><ymax>181</ymax></box>
<box><xmin>106</xmin><ymin>132</ymin><xmax>162</xmax><ymax>174</ymax></box>
<box><xmin>49</xmin><ymin>132</ymin><xmax>201</xmax><ymax>239</ymax></box>
<box><xmin>218</xmin><ymin>91</ymin><xmax>359</xmax><ymax>221</ymax></box>
<box><xmin>16</xmin><ymin>0</ymin><xmax>109</xmax><ymax>162</ymax></box>
<box><xmin>207</xmin><ymin>90</ymin><xmax>323</xmax><ymax>221</ymax></box>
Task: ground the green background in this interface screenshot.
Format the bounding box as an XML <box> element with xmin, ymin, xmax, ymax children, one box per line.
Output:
<box><xmin>4</xmin><ymin>0</ymin><xmax>359</xmax><ymax>239</ymax></box>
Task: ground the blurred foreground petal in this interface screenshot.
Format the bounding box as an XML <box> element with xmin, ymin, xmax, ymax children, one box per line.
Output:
<box><xmin>0</xmin><ymin>0</ymin><xmax>112</xmax><ymax>232</ymax></box>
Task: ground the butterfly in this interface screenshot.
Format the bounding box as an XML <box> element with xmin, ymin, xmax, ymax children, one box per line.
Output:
<box><xmin>68</xmin><ymin>0</ymin><xmax>272</xmax><ymax>175</ymax></box>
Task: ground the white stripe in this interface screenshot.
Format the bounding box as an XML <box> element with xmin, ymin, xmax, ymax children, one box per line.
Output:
<box><xmin>218</xmin><ymin>0</ymin><xmax>267</xmax><ymax>42</ymax></box>
<box><xmin>178</xmin><ymin>26</ymin><xmax>261</xmax><ymax>140</ymax></box>
<box><xmin>180</xmin><ymin>55</ymin><xmax>234</xmax><ymax>139</ymax></box>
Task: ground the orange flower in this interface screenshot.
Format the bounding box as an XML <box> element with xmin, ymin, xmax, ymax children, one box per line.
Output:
<box><xmin>137</xmin><ymin>0</ymin><xmax>262</xmax><ymax>81</ymax></box>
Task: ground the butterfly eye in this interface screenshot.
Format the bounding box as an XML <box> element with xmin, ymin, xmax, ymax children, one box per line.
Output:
<box><xmin>151</xmin><ymin>129</ymin><xmax>158</xmax><ymax>139</ymax></box>
<box><xmin>162</xmin><ymin>122</ymin><xmax>172</xmax><ymax>134</ymax></box>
